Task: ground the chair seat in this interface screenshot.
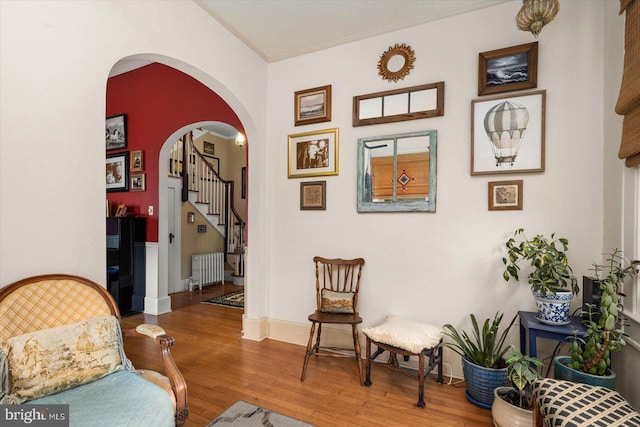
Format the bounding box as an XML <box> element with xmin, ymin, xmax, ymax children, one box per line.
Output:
<box><xmin>308</xmin><ymin>310</ymin><xmax>363</xmax><ymax>324</ymax></box>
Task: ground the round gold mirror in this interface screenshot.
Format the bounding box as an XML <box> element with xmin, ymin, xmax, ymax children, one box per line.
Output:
<box><xmin>377</xmin><ymin>43</ymin><xmax>415</xmax><ymax>83</ymax></box>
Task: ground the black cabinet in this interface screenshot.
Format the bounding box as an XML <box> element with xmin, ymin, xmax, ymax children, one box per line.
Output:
<box><xmin>107</xmin><ymin>217</ymin><xmax>146</xmax><ymax>315</ymax></box>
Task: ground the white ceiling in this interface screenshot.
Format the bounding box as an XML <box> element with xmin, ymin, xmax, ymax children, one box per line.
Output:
<box><xmin>109</xmin><ymin>0</ymin><xmax>512</xmax><ymax>137</ymax></box>
<box><xmin>195</xmin><ymin>0</ymin><xmax>512</xmax><ymax>63</ymax></box>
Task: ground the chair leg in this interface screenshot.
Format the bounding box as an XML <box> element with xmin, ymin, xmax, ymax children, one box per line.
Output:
<box><xmin>364</xmin><ymin>337</ymin><xmax>372</xmax><ymax>387</ymax></box>
<box><xmin>352</xmin><ymin>324</ymin><xmax>364</xmax><ymax>386</ymax></box>
<box><xmin>314</xmin><ymin>323</ymin><xmax>322</xmax><ymax>353</ymax></box>
<box><xmin>300</xmin><ymin>322</ymin><xmax>317</xmax><ymax>382</ymax></box>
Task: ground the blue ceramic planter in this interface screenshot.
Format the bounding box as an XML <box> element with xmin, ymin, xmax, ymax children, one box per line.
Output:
<box><xmin>554</xmin><ymin>356</ymin><xmax>616</xmax><ymax>389</ymax></box>
<box><xmin>533</xmin><ymin>291</ymin><xmax>573</xmax><ymax>325</ymax></box>
<box><xmin>462</xmin><ymin>357</ymin><xmax>508</xmax><ymax>408</ymax></box>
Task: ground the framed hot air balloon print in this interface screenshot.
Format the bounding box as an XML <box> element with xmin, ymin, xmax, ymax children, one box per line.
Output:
<box><xmin>471</xmin><ymin>90</ymin><xmax>545</xmax><ymax>176</ymax></box>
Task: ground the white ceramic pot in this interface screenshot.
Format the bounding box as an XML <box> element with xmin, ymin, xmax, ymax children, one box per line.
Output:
<box><xmin>491</xmin><ymin>387</ymin><xmax>533</xmax><ymax>427</ymax></box>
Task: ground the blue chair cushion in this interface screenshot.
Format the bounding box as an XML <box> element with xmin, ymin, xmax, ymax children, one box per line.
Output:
<box><xmin>30</xmin><ymin>370</ymin><xmax>174</xmax><ymax>427</ymax></box>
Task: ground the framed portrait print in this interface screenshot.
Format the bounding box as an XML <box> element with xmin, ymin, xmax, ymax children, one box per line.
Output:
<box><xmin>106</xmin><ymin>114</ymin><xmax>127</xmax><ymax>151</ymax></box>
<box><xmin>488</xmin><ymin>180</ymin><xmax>523</xmax><ymax>211</ymax></box>
<box><xmin>130</xmin><ymin>150</ymin><xmax>143</xmax><ymax>172</ymax></box>
<box><xmin>294</xmin><ymin>85</ymin><xmax>332</xmax><ymax>126</ymax></box>
<box><xmin>131</xmin><ymin>173</ymin><xmax>146</xmax><ymax>192</ymax></box>
<box><xmin>106</xmin><ymin>152</ymin><xmax>129</xmax><ymax>192</ymax></box>
<box><xmin>300</xmin><ymin>181</ymin><xmax>326</xmax><ymax>210</ymax></box>
<box><xmin>288</xmin><ymin>128</ymin><xmax>338</xmax><ymax>178</ymax></box>
<box><xmin>471</xmin><ymin>90</ymin><xmax>545</xmax><ymax>176</ymax></box>
<box><xmin>478</xmin><ymin>42</ymin><xmax>538</xmax><ymax>96</ymax></box>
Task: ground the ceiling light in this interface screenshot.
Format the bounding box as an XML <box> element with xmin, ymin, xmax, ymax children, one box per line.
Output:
<box><xmin>516</xmin><ymin>0</ymin><xmax>559</xmax><ymax>38</ymax></box>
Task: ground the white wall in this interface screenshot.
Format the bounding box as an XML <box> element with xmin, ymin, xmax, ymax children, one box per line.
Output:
<box><xmin>0</xmin><ymin>0</ymin><xmax>268</xmax><ymax>317</ymax></box>
<box><xmin>264</xmin><ymin>0</ymin><xmax>615</xmax><ymax>377</ymax></box>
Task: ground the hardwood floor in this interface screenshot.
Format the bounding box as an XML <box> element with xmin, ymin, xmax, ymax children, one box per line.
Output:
<box><xmin>120</xmin><ymin>284</ymin><xmax>493</xmax><ymax>426</ymax></box>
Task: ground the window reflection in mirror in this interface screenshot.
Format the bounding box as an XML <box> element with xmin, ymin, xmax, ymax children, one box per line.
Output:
<box><xmin>357</xmin><ymin>130</ymin><xmax>436</xmax><ymax>212</ymax></box>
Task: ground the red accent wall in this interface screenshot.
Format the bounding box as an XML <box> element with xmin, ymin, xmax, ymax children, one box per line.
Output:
<box><xmin>106</xmin><ymin>63</ymin><xmax>244</xmax><ymax>242</ymax></box>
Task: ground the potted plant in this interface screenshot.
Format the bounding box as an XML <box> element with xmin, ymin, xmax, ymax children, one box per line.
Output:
<box><xmin>554</xmin><ymin>249</ymin><xmax>640</xmax><ymax>389</ymax></box>
<box><xmin>441</xmin><ymin>312</ymin><xmax>516</xmax><ymax>408</ymax></box>
<box><xmin>503</xmin><ymin>228</ymin><xmax>580</xmax><ymax>325</ymax></box>
<box><xmin>492</xmin><ymin>349</ymin><xmax>543</xmax><ymax>427</ymax></box>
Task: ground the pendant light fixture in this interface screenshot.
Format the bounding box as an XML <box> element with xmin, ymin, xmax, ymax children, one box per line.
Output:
<box><xmin>516</xmin><ymin>0</ymin><xmax>560</xmax><ymax>38</ymax></box>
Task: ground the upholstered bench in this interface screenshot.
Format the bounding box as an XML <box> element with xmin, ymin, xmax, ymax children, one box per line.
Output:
<box><xmin>532</xmin><ymin>378</ymin><xmax>640</xmax><ymax>426</ymax></box>
<box><xmin>363</xmin><ymin>315</ymin><xmax>444</xmax><ymax>408</ymax></box>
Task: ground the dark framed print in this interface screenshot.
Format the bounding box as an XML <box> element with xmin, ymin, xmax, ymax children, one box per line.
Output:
<box><xmin>488</xmin><ymin>180</ymin><xmax>523</xmax><ymax>211</ymax></box>
<box><xmin>106</xmin><ymin>114</ymin><xmax>127</xmax><ymax>151</ymax></box>
<box><xmin>241</xmin><ymin>166</ymin><xmax>247</xmax><ymax>199</ymax></box>
<box><xmin>203</xmin><ymin>141</ymin><xmax>215</xmax><ymax>156</ymax></box>
<box><xmin>288</xmin><ymin>128</ymin><xmax>338</xmax><ymax>178</ymax></box>
<box><xmin>471</xmin><ymin>90</ymin><xmax>545</xmax><ymax>176</ymax></box>
<box><xmin>478</xmin><ymin>42</ymin><xmax>538</xmax><ymax>96</ymax></box>
<box><xmin>130</xmin><ymin>150</ymin><xmax>143</xmax><ymax>172</ymax></box>
<box><xmin>300</xmin><ymin>181</ymin><xmax>326</xmax><ymax>210</ymax></box>
<box><xmin>106</xmin><ymin>152</ymin><xmax>129</xmax><ymax>192</ymax></box>
<box><xmin>131</xmin><ymin>173</ymin><xmax>146</xmax><ymax>192</ymax></box>
<box><xmin>294</xmin><ymin>85</ymin><xmax>332</xmax><ymax>126</ymax></box>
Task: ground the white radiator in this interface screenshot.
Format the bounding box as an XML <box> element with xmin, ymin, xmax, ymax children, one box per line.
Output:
<box><xmin>191</xmin><ymin>252</ymin><xmax>224</xmax><ymax>290</ymax></box>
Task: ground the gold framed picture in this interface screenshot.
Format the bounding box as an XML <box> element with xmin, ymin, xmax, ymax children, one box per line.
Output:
<box><xmin>131</xmin><ymin>173</ymin><xmax>146</xmax><ymax>192</ymax></box>
<box><xmin>488</xmin><ymin>180</ymin><xmax>523</xmax><ymax>211</ymax></box>
<box><xmin>300</xmin><ymin>181</ymin><xmax>326</xmax><ymax>210</ymax></box>
<box><xmin>288</xmin><ymin>128</ymin><xmax>338</xmax><ymax>178</ymax></box>
<box><xmin>130</xmin><ymin>150</ymin><xmax>144</xmax><ymax>172</ymax></box>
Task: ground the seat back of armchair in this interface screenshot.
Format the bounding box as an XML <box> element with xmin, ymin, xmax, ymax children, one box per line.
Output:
<box><xmin>0</xmin><ymin>274</ymin><xmax>119</xmax><ymax>342</ymax></box>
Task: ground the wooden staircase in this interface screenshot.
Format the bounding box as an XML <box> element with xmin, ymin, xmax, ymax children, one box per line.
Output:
<box><xmin>169</xmin><ymin>131</ymin><xmax>245</xmax><ymax>281</ymax></box>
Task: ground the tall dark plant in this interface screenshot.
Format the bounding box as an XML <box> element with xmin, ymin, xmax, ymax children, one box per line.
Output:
<box><xmin>441</xmin><ymin>312</ymin><xmax>516</xmax><ymax>368</ymax></box>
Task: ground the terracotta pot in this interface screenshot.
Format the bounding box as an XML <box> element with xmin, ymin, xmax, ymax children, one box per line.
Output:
<box><xmin>491</xmin><ymin>387</ymin><xmax>533</xmax><ymax>427</ymax></box>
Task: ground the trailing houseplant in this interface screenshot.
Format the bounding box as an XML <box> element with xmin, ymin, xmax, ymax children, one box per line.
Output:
<box><xmin>556</xmin><ymin>249</ymin><xmax>640</xmax><ymax>387</ymax></box>
<box><xmin>441</xmin><ymin>312</ymin><xmax>516</xmax><ymax>408</ymax></box>
<box><xmin>492</xmin><ymin>349</ymin><xmax>543</xmax><ymax>427</ymax></box>
<box><xmin>503</xmin><ymin>229</ymin><xmax>579</xmax><ymax>324</ymax></box>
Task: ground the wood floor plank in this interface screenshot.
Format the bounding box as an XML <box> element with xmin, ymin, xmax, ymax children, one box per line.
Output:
<box><xmin>119</xmin><ymin>285</ymin><xmax>493</xmax><ymax>426</ymax></box>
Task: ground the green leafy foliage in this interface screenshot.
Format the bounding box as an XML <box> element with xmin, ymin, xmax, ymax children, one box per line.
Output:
<box><xmin>569</xmin><ymin>249</ymin><xmax>639</xmax><ymax>376</ymax></box>
<box><xmin>440</xmin><ymin>312</ymin><xmax>516</xmax><ymax>369</ymax></box>
<box><xmin>502</xmin><ymin>228</ymin><xmax>579</xmax><ymax>296</ymax></box>
<box><xmin>505</xmin><ymin>350</ymin><xmax>542</xmax><ymax>409</ymax></box>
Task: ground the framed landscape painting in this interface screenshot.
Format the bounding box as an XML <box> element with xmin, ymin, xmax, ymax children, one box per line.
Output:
<box><xmin>478</xmin><ymin>42</ymin><xmax>538</xmax><ymax>96</ymax></box>
<box><xmin>294</xmin><ymin>85</ymin><xmax>332</xmax><ymax>126</ymax></box>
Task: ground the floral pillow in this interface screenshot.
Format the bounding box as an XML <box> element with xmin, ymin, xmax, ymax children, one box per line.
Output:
<box><xmin>1</xmin><ymin>315</ymin><xmax>127</xmax><ymax>403</ymax></box>
<box><xmin>320</xmin><ymin>289</ymin><xmax>355</xmax><ymax>313</ymax></box>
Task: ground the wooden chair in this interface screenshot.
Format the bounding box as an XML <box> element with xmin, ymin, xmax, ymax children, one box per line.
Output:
<box><xmin>0</xmin><ymin>274</ymin><xmax>188</xmax><ymax>426</ymax></box>
<box><xmin>300</xmin><ymin>256</ymin><xmax>365</xmax><ymax>385</ymax></box>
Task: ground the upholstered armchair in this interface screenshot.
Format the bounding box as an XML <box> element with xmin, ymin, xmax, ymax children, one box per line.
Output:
<box><xmin>0</xmin><ymin>274</ymin><xmax>188</xmax><ymax>426</ymax></box>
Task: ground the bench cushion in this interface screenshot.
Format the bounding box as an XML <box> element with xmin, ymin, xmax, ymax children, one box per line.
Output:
<box><xmin>533</xmin><ymin>378</ymin><xmax>640</xmax><ymax>426</ymax></box>
<box><xmin>31</xmin><ymin>370</ymin><xmax>174</xmax><ymax>427</ymax></box>
<box><xmin>363</xmin><ymin>315</ymin><xmax>443</xmax><ymax>353</ymax></box>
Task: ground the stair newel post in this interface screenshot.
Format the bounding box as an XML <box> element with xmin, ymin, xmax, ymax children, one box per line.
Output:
<box><xmin>181</xmin><ymin>134</ymin><xmax>189</xmax><ymax>202</ymax></box>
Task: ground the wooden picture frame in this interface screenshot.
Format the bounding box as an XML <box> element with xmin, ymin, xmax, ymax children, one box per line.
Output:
<box><xmin>300</xmin><ymin>181</ymin><xmax>326</xmax><ymax>210</ymax></box>
<box><xmin>488</xmin><ymin>180</ymin><xmax>523</xmax><ymax>211</ymax></box>
<box><xmin>471</xmin><ymin>90</ymin><xmax>545</xmax><ymax>176</ymax></box>
<box><xmin>106</xmin><ymin>152</ymin><xmax>129</xmax><ymax>192</ymax></box>
<box><xmin>115</xmin><ymin>204</ymin><xmax>128</xmax><ymax>217</ymax></box>
<box><xmin>478</xmin><ymin>42</ymin><xmax>538</xmax><ymax>96</ymax></box>
<box><xmin>352</xmin><ymin>82</ymin><xmax>445</xmax><ymax>127</ymax></box>
<box><xmin>130</xmin><ymin>150</ymin><xmax>144</xmax><ymax>172</ymax></box>
<box><xmin>131</xmin><ymin>173</ymin><xmax>146</xmax><ymax>192</ymax></box>
<box><xmin>288</xmin><ymin>128</ymin><xmax>338</xmax><ymax>178</ymax></box>
<box><xmin>294</xmin><ymin>85</ymin><xmax>332</xmax><ymax>126</ymax></box>
<box><xmin>106</xmin><ymin>114</ymin><xmax>127</xmax><ymax>151</ymax></box>
<box><xmin>203</xmin><ymin>141</ymin><xmax>215</xmax><ymax>156</ymax></box>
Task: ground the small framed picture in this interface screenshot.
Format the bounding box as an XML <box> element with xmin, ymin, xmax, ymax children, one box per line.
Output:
<box><xmin>131</xmin><ymin>173</ymin><xmax>146</xmax><ymax>192</ymax></box>
<box><xmin>294</xmin><ymin>85</ymin><xmax>332</xmax><ymax>126</ymax></box>
<box><xmin>106</xmin><ymin>114</ymin><xmax>127</xmax><ymax>151</ymax></box>
<box><xmin>288</xmin><ymin>128</ymin><xmax>338</xmax><ymax>178</ymax></box>
<box><xmin>478</xmin><ymin>42</ymin><xmax>538</xmax><ymax>96</ymax></box>
<box><xmin>130</xmin><ymin>150</ymin><xmax>144</xmax><ymax>172</ymax></box>
<box><xmin>488</xmin><ymin>180</ymin><xmax>523</xmax><ymax>211</ymax></box>
<box><xmin>106</xmin><ymin>152</ymin><xmax>129</xmax><ymax>192</ymax></box>
<box><xmin>203</xmin><ymin>141</ymin><xmax>215</xmax><ymax>156</ymax></box>
<box><xmin>115</xmin><ymin>205</ymin><xmax>128</xmax><ymax>217</ymax></box>
<box><xmin>471</xmin><ymin>90</ymin><xmax>545</xmax><ymax>175</ymax></box>
<box><xmin>300</xmin><ymin>181</ymin><xmax>326</xmax><ymax>210</ymax></box>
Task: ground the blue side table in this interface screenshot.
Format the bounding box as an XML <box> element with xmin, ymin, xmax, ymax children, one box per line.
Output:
<box><xmin>518</xmin><ymin>311</ymin><xmax>587</xmax><ymax>358</ymax></box>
